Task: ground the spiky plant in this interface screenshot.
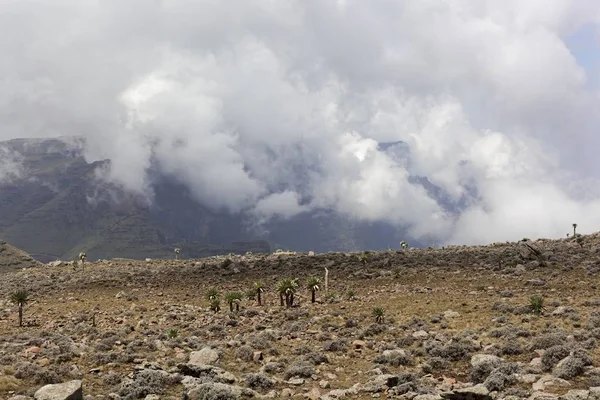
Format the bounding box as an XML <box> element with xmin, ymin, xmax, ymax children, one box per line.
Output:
<box><xmin>307</xmin><ymin>277</ymin><xmax>321</xmax><ymax>303</ymax></box>
<box><xmin>573</xmin><ymin>223</ymin><xmax>578</xmax><ymax>237</ymax></box>
<box><xmin>325</xmin><ymin>292</ymin><xmax>336</xmax><ymax>303</ymax></box>
<box><xmin>166</xmin><ymin>328</ymin><xmax>179</xmax><ymax>339</ymax></box>
<box><xmin>10</xmin><ymin>290</ymin><xmax>29</xmax><ymax>327</ymax></box>
<box><xmin>254</xmin><ymin>282</ymin><xmax>265</xmax><ymax>306</ymax></box>
<box><xmin>205</xmin><ymin>288</ymin><xmax>219</xmax><ymax>302</ymax></box>
<box><xmin>372</xmin><ymin>307</ymin><xmax>385</xmax><ymax>323</ymax></box>
<box><xmin>210</xmin><ymin>299</ymin><xmax>221</xmax><ymax>313</ymax></box>
<box><xmin>346</xmin><ymin>290</ymin><xmax>356</xmax><ymax>301</ymax></box>
<box><xmin>399</xmin><ymin>241</ymin><xmax>408</xmax><ymax>250</ymax></box>
<box><xmin>529</xmin><ymin>296</ymin><xmax>545</xmax><ymax>316</ymax></box>
<box><xmin>245</xmin><ymin>289</ymin><xmax>256</xmax><ymax>301</ymax></box>
<box><xmin>174</xmin><ymin>247</ymin><xmax>181</xmax><ymax>260</ymax></box>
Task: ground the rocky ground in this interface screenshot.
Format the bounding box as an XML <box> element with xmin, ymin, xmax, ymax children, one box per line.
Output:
<box><xmin>2</xmin><ymin>234</ymin><xmax>600</xmax><ymax>399</ymax></box>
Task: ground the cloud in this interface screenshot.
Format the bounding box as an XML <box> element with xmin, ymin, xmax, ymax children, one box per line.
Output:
<box><xmin>1</xmin><ymin>0</ymin><xmax>600</xmax><ymax>244</ymax></box>
<box><xmin>0</xmin><ymin>146</ymin><xmax>23</xmax><ymax>184</ymax></box>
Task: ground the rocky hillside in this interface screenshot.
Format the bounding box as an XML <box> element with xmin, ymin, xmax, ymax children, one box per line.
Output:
<box><xmin>0</xmin><ymin>233</ymin><xmax>599</xmax><ymax>399</ymax></box>
<box><xmin>0</xmin><ymin>240</ymin><xmax>40</xmax><ymax>271</ymax></box>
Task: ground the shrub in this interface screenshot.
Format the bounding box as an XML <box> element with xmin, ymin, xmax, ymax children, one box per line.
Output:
<box><xmin>359</xmin><ymin>323</ymin><xmax>387</xmax><ymax>339</ymax></box>
<box><xmin>283</xmin><ymin>362</ymin><xmax>315</xmax><ymax>380</ymax></box>
<box><xmin>484</xmin><ymin>364</ymin><xmax>519</xmax><ymax>392</ymax></box>
<box><xmin>103</xmin><ymin>372</ymin><xmax>122</xmax><ymax>387</ymax></box>
<box><xmin>187</xmin><ymin>382</ymin><xmax>240</xmax><ymax>400</ymax></box>
<box><xmin>0</xmin><ymin>376</ymin><xmax>20</xmax><ymax>391</ymax></box>
<box><xmin>298</xmin><ymin>353</ymin><xmax>328</xmax><ymax>365</ymax></box>
<box><xmin>374</xmin><ymin>349</ymin><xmax>412</xmax><ymax>366</ymax></box>
<box><xmin>118</xmin><ymin>369</ymin><xmax>181</xmax><ymax>399</ymax></box>
<box><xmin>529</xmin><ymin>332</ymin><xmax>567</xmax><ymax>350</ymax></box>
<box><xmin>235</xmin><ymin>345</ymin><xmax>255</xmax><ymax>362</ymax></box>
<box><xmin>323</xmin><ymin>339</ymin><xmax>348</xmax><ymax>352</ymax></box>
<box><xmin>421</xmin><ymin>357</ymin><xmax>449</xmax><ymax>373</ymax></box>
<box><xmin>244</xmin><ymin>373</ymin><xmax>275</xmax><ymax>389</ymax></box>
<box><xmin>541</xmin><ymin>345</ymin><xmax>570</xmax><ymax>371</ymax></box>
<box><xmin>500</xmin><ymin>341</ymin><xmax>523</xmax><ymax>355</ymax></box>
<box><xmin>425</xmin><ymin>338</ymin><xmax>476</xmax><ymax>362</ymax></box>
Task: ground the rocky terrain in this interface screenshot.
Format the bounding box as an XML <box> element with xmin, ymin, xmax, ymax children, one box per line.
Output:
<box><xmin>2</xmin><ymin>233</ymin><xmax>600</xmax><ymax>399</ymax></box>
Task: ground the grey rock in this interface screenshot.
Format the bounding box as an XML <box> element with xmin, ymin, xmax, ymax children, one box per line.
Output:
<box><xmin>532</xmin><ymin>375</ymin><xmax>571</xmax><ymax>392</ymax></box>
<box><xmin>178</xmin><ymin>364</ymin><xmax>236</xmax><ymax>385</ymax></box>
<box><xmin>34</xmin><ymin>380</ymin><xmax>83</xmax><ymax>400</ymax></box>
<box><xmin>590</xmin><ymin>387</ymin><xmax>600</xmax><ymax>400</ymax></box>
<box><xmin>441</xmin><ymin>384</ymin><xmax>491</xmax><ymax>400</ymax></box>
<box><xmin>414</xmin><ymin>396</ymin><xmax>443</xmax><ymax>400</ymax></box>
<box><xmin>189</xmin><ymin>347</ymin><xmax>220</xmax><ymax>366</ymax></box>
<box><xmin>186</xmin><ymin>382</ymin><xmax>257</xmax><ymax>400</ymax></box>
<box><xmin>559</xmin><ymin>390</ymin><xmax>589</xmax><ymax>400</ymax></box>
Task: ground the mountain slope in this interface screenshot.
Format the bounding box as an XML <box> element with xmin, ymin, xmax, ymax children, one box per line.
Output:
<box><xmin>0</xmin><ymin>137</ymin><xmax>432</xmax><ymax>261</ymax></box>
<box><xmin>0</xmin><ymin>240</ymin><xmax>40</xmax><ymax>271</ymax></box>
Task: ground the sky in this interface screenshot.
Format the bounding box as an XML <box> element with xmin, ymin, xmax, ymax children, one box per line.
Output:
<box><xmin>1</xmin><ymin>0</ymin><xmax>600</xmax><ymax>245</ymax></box>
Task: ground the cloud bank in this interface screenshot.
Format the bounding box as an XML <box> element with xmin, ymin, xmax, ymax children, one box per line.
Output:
<box><xmin>1</xmin><ymin>0</ymin><xmax>600</xmax><ymax>245</ymax></box>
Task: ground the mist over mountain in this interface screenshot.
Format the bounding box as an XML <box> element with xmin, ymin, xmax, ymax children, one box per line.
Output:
<box><xmin>0</xmin><ymin>137</ymin><xmax>440</xmax><ymax>261</ymax></box>
<box><xmin>1</xmin><ymin>1</ymin><xmax>600</xmax><ymax>253</ymax></box>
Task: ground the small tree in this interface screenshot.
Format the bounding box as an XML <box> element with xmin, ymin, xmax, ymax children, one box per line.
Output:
<box><xmin>573</xmin><ymin>223</ymin><xmax>578</xmax><ymax>237</ymax></box>
<box><xmin>10</xmin><ymin>290</ymin><xmax>30</xmax><ymax>327</ymax></box>
<box><xmin>277</xmin><ymin>279</ymin><xmax>297</xmax><ymax>308</ymax></box>
<box><xmin>225</xmin><ymin>292</ymin><xmax>243</xmax><ymax>312</ymax></box>
<box><xmin>174</xmin><ymin>248</ymin><xmax>181</xmax><ymax>260</ymax></box>
<box><xmin>372</xmin><ymin>307</ymin><xmax>385</xmax><ymax>324</ymax></box>
<box><xmin>307</xmin><ymin>277</ymin><xmax>321</xmax><ymax>303</ymax></box>
<box><xmin>400</xmin><ymin>241</ymin><xmax>408</xmax><ymax>250</ymax></box>
<box><xmin>254</xmin><ymin>282</ymin><xmax>264</xmax><ymax>306</ymax></box>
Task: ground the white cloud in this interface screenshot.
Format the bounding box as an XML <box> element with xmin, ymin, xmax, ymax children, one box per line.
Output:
<box><xmin>0</xmin><ymin>0</ymin><xmax>600</xmax><ymax>244</ymax></box>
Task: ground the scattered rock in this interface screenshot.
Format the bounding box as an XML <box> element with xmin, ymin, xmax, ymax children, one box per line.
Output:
<box><xmin>34</xmin><ymin>380</ymin><xmax>83</xmax><ymax>400</ymax></box>
<box><xmin>441</xmin><ymin>383</ymin><xmax>491</xmax><ymax>400</ymax></box>
<box><xmin>413</xmin><ymin>330</ymin><xmax>430</xmax><ymax>339</ymax></box>
<box><xmin>189</xmin><ymin>347</ymin><xmax>221</xmax><ymax>366</ymax></box>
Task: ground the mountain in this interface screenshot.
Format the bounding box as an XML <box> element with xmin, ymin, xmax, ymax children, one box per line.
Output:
<box><xmin>0</xmin><ymin>137</ymin><xmax>436</xmax><ymax>262</ymax></box>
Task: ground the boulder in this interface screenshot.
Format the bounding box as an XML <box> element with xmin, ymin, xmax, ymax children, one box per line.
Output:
<box><xmin>441</xmin><ymin>384</ymin><xmax>491</xmax><ymax>400</ymax></box>
<box><xmin>34</xmin><ymin>380</ymin><xmax>83</xmax><ymax>400</ymax></box>
<box><xmin>189</xmin><ymin>347</ymin><xmax>220</xmax><ymax>366</ymax></box>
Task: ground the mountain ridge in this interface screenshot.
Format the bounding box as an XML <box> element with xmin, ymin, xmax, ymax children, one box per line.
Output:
<box><xmin>0</xmin><ymin>137</ymin><xmax>437</xmax><ymax>261</ymax></box>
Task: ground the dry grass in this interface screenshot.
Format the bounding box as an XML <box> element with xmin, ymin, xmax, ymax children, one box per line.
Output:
<box><xmin>0</xmin><ymin>234</ymin><xmax>599</xmax><ymax>398</ymax></box>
